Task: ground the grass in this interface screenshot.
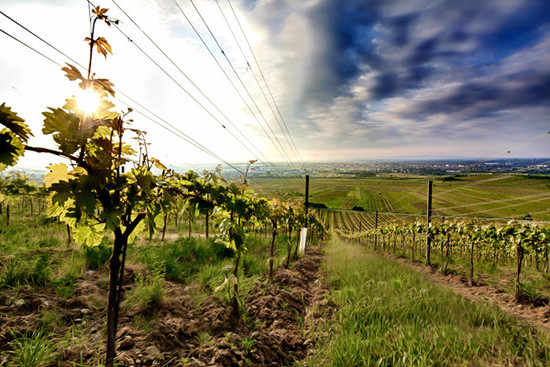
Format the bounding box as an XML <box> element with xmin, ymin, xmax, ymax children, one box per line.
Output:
<box><xmin>136</xmin><ymin>237</ymin><xmax>231</xmax><ymax>282</ymax></box>
<box><xmin>251</xmin><ymin>175</ymin><xmax>550</xmax><ymax>221</ymax></box>
<box><xmin>83</xmin><ymin>241</ymin><xmax>112</xmax><ymax>270</ymax></box>
<box><xmin>1</xmin><ymin>330</ymin><xmax>55</xmax><ymax>367</ymax></box>
<box><xmin>0</xmin><ymin>254</ymin><xmax>51</xmax><ymax>287</ymax></box>
<box><xmin>0</xmin><ymin>197</ymin><xmax>301</xmax><ymax>364</ymax></box>
<box><xmin>124</xmin><ymin>269</ymin><xmax>165</xmax><ymax>312</ymax></box>
<box><xmin>37</xmin><ymin>309</ymin><xmax>63</xmax><ymax>332</ymax></box>
<box><xmin>0</xmin><ymin>214</ymin><xmax>67</xmax><ymax>255</ymax></box>
<box><xmin>410</xmin><ymin>244</ymin><xmax>550</xmax><ymax>304</ymax></box>
<box><xmin>304</xmin><ymin>238</ymin><xmax>550</xmax><ymax>366</ymax></box>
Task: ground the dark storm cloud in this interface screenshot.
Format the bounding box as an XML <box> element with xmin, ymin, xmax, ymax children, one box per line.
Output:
<box><xmin>479</xmin><ymin>1</ymin><xmax>550</xmax><ymax>57</ymax></box>
<box><xmin>318</xmin><ymin>0</ymin><xmax>382</xmax><ymax>82</ymax></box>
<box><xmin>243</xmin><ymin>0</ymin><xmax>550</xmax><ymax>157</ymax></box>
<box><xmin>301</xmin><ymin>0</ymin><xmax>383</xmax><ymax>101</ymax></box>
<box><xmin>386</xmin><ymin>13</ymin><xmax>418</xmax><ymax>47</ymax></box>
<box><xmin>297</xmin><ymin>0</ymin><xmax>550</xmax><ymax>129</ymax></box>
<box><xmin>307</xmin><ymin>0</ymin><xmax>550</xmax><ymax>100</ymax></box>
<box><xmin>406</xmin><ymin>72</ymin><xmax>550</xmax><ymax>121</ymax></box>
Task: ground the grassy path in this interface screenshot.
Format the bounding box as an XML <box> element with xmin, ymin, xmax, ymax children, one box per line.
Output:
<box><xmin>304</xmin><ymin>238</ymin><xmax>550</xmax><ymax>366</ymax></box>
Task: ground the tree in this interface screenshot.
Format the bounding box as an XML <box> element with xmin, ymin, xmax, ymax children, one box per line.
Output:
<box><xmin>502</xmin><ymin>222</ymin><xmax>537</xmax><ymax>298</ymax></box>
<box><xmin>1</xmin><ymin>7</ymin><xmax>170</xmax><ymax>365</ymax></box>
<box><xmin>214</xmin><ymin>163</ymin><xmax>258</xmax><ymax>318</ymax></box>
<box><xmin>179</xmin><ymin>168</ymin><xmax>225</xmax><ymax>239</ymax></box>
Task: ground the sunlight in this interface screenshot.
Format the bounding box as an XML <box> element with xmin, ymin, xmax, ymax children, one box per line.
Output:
<box><xmin>75</xmin><ymin>88</ymin><xmax>100</xmax><ymax>115</ymax></box>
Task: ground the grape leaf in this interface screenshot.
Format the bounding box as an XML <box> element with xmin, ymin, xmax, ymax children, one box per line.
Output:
<box><xmin>0</xmin><ymin>103</ymin><xmax>33</xmax><ymax>143</ymax></box>
<box><xmin>73</xmin><ymin>223</ymin><xmax>106</xmax><ymax>247</ymax></box>
<box><xmin>42</xmin><ymin>107</ymin><xmax>81</xmax><ymax>154</ymax></box>
<box><xmin>95</xmin><ymin>100</ymin><xmax>118</xmax><ymax>119</ymax></box>
<box><xmin>44</xmin><ymin>163</ymin><xmax>69</xmax><ymax>188</ymax></box>
<box><xmin>132</xmin><ymin>167</ymin><xmax>154</xmax><ymax>192</ymax></box>
<box><xmin>92</xmin><ymin>6</ymin><xmax>109</xmax><ymax>18</ymax></box>
<box><xmin>0</xmin><ymin>130</ymin><xmax>24</xmax><ymax>170</ymax></box>
<box><xmin>93</xmin><ymin>126</ymin><xmax>112</xmax><ymax>140</ymax></box>
<box><xmin>150</xmin><ymin>157</ymin><xmax>167</xmax><ymax>170</ymax></box>
<box><xmin>126</xmin><ymin>219</ymin><xmax>145</xmax><ymax>243</ymax></box>
<box><xmin>119</xmin><ymin>143</ymin><xmax>137</xmax><ymax>157</ymax></box>
<box><xmin>103</xmin><ymin>210</ymin><xmax>122</xmax><ymax>231</ymax></box>
<box><xmin>61</xmin><ymin>64</ymin><xmax>84</xmax><ymax>82</ymax></box>
<box><xmin>78</xmin><ymin>78</ymin><xmax>115</xmax><ymax>99</ymax></box>
<box><xmin>95</xmin><ymin>37</ymin><xmax>112</xmax><ymax>58</ymax></box>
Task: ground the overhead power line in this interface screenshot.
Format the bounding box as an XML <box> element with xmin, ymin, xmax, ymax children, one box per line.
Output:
<box><xmin>217</xmin><ymin>0</ymin><xmax>304</xmax><ymax>170</ymax></box>
<box><xmin>0</xmin><ymin>28</ymin><xmax>61</xmax><ymax>67</ymax></box>
<box><xmin>170</xmin><ymin>0</ymin><xmax>299</xmax><ymax>176</ymax></box>
<box><xmin>0</xmin><ymin>21</ymin><xmax>250</xmax><ymax>178</ymax></box>
<box><xmin>186</xmin><ymin>0</ymin><xmax>300</xmax><ymax>172</ymax></box>
<box><xmin>107</xmin><ymin>0</ymin><xmax>285</xmax><ymax>176</ymax></box>
<box><xmin>225</xmin><ymin>0</ymin><xmax>305</xmax><ymax>169</ymax></box>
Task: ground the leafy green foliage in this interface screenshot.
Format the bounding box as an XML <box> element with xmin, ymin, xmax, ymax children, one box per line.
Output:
<box><xmin>0</xmin><ymin>103</ymin><xmax>32</xmax><ymax>171</ymax></box>
<box><xmin>84</xmin><ymin>242</ymin><xmax>112</xmax><ymax>270</ymax></box>
<box><xmin>52</xmin><ymin>274</ymin><xmax>77</xmax><ymax>298</ymax></box>
<box><xmin>342</xmin><ymin>217</ymin><xmax>550</xmax><ymax>297</ymax></box>
<box><xmin>38</xmin><ymin>64</ymin><xmax>167</xmax><ymax>248</ymax></box>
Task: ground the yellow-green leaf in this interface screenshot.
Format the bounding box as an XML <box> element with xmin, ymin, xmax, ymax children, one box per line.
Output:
<box><xmin>93</xmin><ymin>125</ymin><xmax>112</xmax><ymax>139</ymax></box>
<box><xmin>74</xmin><ymin>223</ymin><xmax>106</xmax><ymax>247</ymax></box>
<box><xmin>0</xmin><ymin>103</ymin><xmax>33</xmax><ymax>143</ymax></box>
<box><xmin>150</xmin><ymin>157</ymin><xmax>167</xmax><ymax>170</ymax></box>
<box><xmin>44</xmin><ymin>163</ymin><xmax>69</xmax><ymax>188</ymax></box>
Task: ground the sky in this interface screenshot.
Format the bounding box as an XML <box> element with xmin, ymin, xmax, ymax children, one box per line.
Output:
<box><xmin>1</xmin><ymin>0</ymin><xmax>549</xmax><ymax>171</ymax></box>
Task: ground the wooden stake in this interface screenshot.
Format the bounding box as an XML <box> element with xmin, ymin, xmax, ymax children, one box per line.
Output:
<box><xmin>426</xmin><ymin>180</ymin><xmax>433</xmax><ymax>266</ymax></box>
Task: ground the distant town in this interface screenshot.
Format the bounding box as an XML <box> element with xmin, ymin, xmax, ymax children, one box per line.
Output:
<box><xmin>5</xmin><ymin>158</ymin><xmax>550</xmax><ymax>184</ymax></box>
<box><xmin>290</xmin><ymin>158</ymin><xmax>550</xmax><ymax>177</ymax></box>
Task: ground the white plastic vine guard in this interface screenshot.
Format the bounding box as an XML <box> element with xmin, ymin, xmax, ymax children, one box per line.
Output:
<box><xmin>299</xmin><ymin>228</ymin><xmax>308</xmax><ymax>256</ymax></box>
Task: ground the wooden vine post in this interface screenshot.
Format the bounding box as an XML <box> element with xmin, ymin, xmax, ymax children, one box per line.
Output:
<box><xmin>426</xmin><ymin>180</ymin><xmax>433</xmax><ymax>266</ymax></box>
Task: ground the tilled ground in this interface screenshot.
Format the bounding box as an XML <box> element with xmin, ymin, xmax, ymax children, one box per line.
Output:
<box><xmin>0</xmin><ymin>245</ymin><xmax>334</xmax><ymax>366</ymax></box>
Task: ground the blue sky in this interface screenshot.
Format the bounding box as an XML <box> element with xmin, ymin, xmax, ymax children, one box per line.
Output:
<box><xmin>1</xmin><ymin>0</ymin><xmax>549</xmax><ymax>169</ymax></box>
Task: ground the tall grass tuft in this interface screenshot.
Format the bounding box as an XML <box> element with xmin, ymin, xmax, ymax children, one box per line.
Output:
<box><xmin>0</xmin><ymin>254</ymin><xmax>51</xmax><ymax>287</ymax></box>
<box><xmin>83</xmin><ymin>241</ymin><xmax>112</xmax><ymax>270</ymax></box>
<box><xmin>140</xmin><ymin>237</ymin><xmax>230</xmax><ymax>282</ymax></box>
<box><xmin>124</xmin><ymin>269</ymin><xmax>165</xmax><ymax>312</ymax></box>
<box><xmin>2</xmin><ymin>330</ymin><xmax>56</xmax><ymax>367</ymax></box>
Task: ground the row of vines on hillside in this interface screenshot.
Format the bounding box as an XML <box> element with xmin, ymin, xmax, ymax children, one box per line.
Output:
<box><xmin>338</xmin><ymin>220</ymin><xmax>550</xmax><ymax>300</ymax></box>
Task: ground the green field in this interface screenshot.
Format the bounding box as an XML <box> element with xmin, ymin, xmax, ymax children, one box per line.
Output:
<box><xmin>252</xmin><ymin>174</ymin><xmax>550</xmax><ymax>222</ymax></box>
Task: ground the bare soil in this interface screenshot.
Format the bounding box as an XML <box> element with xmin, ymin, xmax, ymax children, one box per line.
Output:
<box><xmin>0</xmin><ymin>245</ymin><xmax>334</xmax><ymax>366</ymax></box>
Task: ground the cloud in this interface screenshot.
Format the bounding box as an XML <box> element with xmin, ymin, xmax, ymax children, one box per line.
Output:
<box><xmin>3</xmin><ymin>0</ymin><xmax>549</xmax><ymax>168</ymax></box>
<box><xmin>263</xmin><ymin>0</ymin><xmax>550</xmax><ymax>158</ymax></box>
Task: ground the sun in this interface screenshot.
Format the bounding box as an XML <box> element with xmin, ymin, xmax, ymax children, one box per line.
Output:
<box><xmin>75</xmin><ymin>88</ymin><xmax>100</xmax><ymax>115</ymax></box>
